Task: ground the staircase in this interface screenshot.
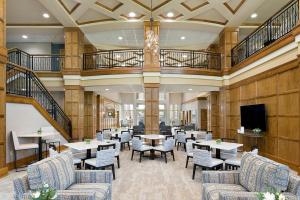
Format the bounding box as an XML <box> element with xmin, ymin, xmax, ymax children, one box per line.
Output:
<box><xmin>6</xmin><ymin>62</ymin><xmax>72</xmax><ymax>140</ymax></box>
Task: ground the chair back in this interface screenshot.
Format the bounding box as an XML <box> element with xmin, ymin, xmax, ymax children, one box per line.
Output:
<box><xmin>163</xmin><ymin>138</ymin><xmax>175</xmax><ymax>151</ymax></box>
<box><xmin>103</xmin><ymin>130</ymin><xmax>111</xmax><ymax>140</ymax></box>
<box><xmin>132</xmin><ymin>137</ymin><xmax>142</xmax><ymax>151</ymax></box>
<box><xmin>96</xmin><ymin>132</ymin><xmax>104</xmax><ymax>141</ymax></box>
<box><xmin>186</xmin><ymin>141</ymin><xmax>196</xmax><ymax>154</ymax></box>
<box><xmin>11</xmin><ymin>131</ymin><xmax>21</xmax><ymax>150</ymax></box>
<box><xmin>193</xmin><ymin>149</ymin><xmax>213</xmax><ymax>166</ymax></box>
<box><xmin>49</xmin><ymin>148</ymin><xmax>59</xmax><ymax>157</ymax></box>
<box><xmin>177</xmin><ymin>132</ymin><xmax>186</xmax><ymax>143</ymax></box>
<box><xmin>114</xmin><ymin>141</ymin><xmax>121</xmax><ymax>155</ymax></box>
<box><xmin>120</xmin><ymin>131</ymin><xmax>130</xmax><ymax>142</ymax></box>
<box><xmin>96</xmin><ymin>149</ymin><xmax>115</xmax><ymax>167</ymax></box>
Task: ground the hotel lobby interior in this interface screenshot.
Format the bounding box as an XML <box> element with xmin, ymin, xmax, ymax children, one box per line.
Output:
<box><xmin>0</xmin><ymin>0</ymin><xmax>300</xmax><ymax>199</ymax></box>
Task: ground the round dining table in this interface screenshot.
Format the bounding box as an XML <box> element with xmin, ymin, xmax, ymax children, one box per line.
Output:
<box><xmin>139</xmin><ymin>134</ymin><xmax>165</xmax><ymax>159</ymax></box>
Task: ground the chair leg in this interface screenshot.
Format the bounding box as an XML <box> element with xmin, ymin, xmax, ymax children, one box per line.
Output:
<box><xmin>128</xmin><ymin>142</ymin><xmax>130</xmax><ymax>150</ymax></box>
<box><xmin>172</xmin><ymin>150</ymin><xmax>175</xmax><ymax>161</ymax></box>
<box><xmin>177</xmin><ymin>143</ymin><xmax>179</xmax><ymax>151</ymax></box>
<box><xmin>184</xmin><ymin>143</ymin><xmax>186</xmax><ymax>152</ymax></box>
<box><xmin>185</xmin><ymin>156</ymin><xmax>189</xmax><ymax>168</ymax></box>
<box><xmin>45</xmin><ymin>143</ymin><xmax>48</xmax><ymax>158</ymax></box>
<box><xmin>112</xmin><ymin>164</ymin><xmax>115</xmax><ymax>180</ymax></box>
<box><xmin>58</xmin><ymin>142</ymin><xmax>61</xmax><ymax>153</ymax></box>
<box><xmin>117</xmin><ymin>156</ymin><xmax>120</xmax><ymax>168</ymax></box>
<box><xmin>139</xmin><ymin>152</ymin><xmax>142</xmax><ymax>163</ymax></box>
<box><xmin>14</xmin><ymin>150</ymin><xmax>17</xmax><ymax>171</ymax></box>
<box><xmin>131</xmin><ymin>150</ymin><xmax>134</xmax><ymax>160</ymax></box>
<box><xmin>164</xmin><ymin>152</ymin><xmax>167</xmax><ymax>163</ymax></box>
<box><xmin>192</xmin><ymin>164</ymin><xmax>196</xmax><ymax>180</ymax></box>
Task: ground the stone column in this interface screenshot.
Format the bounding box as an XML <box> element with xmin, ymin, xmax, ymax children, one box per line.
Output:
<box><xmin>219</xmin><ymin>28</ymin><xmax>239</xmax><ymax>72</ymax></box>
<box><xmin>207</xmin><ymin>92</ymin><xmax>220</xmax><ymax>138</ymax></box>
<box><xmin>84</xmin><ymin>91</ymin><xmax>97</xmax><ymax>139</ymax></box>
<box><xmin>64</xmin><ymin>28</ymin><xmax>85</xmax><ymax>141</ymax></box>
<box><xmin>144</xmin><ymin>83</ymin><xmax>160</xmax><ymax>134</ymax></box>
<box><xmin>143</xmin><ymin>21</ymin><xmax>160</xmax><ymax>71</ymax></box>
<box><xmin>0</xmin><ymin>0</ymin><xmax>6</xmax><ymax>176</ymax></box>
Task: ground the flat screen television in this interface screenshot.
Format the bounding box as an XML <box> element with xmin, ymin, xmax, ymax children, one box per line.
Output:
<box><xmin>240</xmin><ymin>104</ymin><xmax>267</xmax><ymax>131</ymax></box>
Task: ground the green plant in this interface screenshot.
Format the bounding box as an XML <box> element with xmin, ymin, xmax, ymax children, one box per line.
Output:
<box><xmin>30</xmin><ymin>183</ymin><xmax>57</xmax><ymax>200</ymax></box>
<box><xmin>253</xmin><ymin>128</ymin><xmax>262</xmax><ymax>134</ymax></box>
<box><xmin>216</xmin><ymin>139</ymin><xmax>222</xmax><ymax>144</ymax></box>
<box><xmin>257</xmin><ymin>187</ymin><xmax>285</xmax><ymax>200</ymax></box>
<box><xmin>84</xmin><ymin>139</ymin><xmax>91</xmax><ymax>144</ymax></box>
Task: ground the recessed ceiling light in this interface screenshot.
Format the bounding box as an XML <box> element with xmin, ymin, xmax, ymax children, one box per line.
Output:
<box><xmin>166</xmin><ymin>12</ymin><xmax>174</xmax><ymax>18</ymax></box>
<box><xmin>128</xmin><ymin>12</ymin><xmax>136</xmax><ymax>18</ymax></box>
<box><xmin>22</xmin><ymin>35</ymin><xmax>28</xmax><ymax>39</ymax></box>
<box><xmin>118</xmin><ymin>36</ymin><xmax>123</xmax><ymax>40</ymax></box>
<box><xmin>43</xmin><ymin>13</ymin><xmax>50</xmax><ymax>18</ymax></box>
<box><xmin>251</xmin><ymin>13</ymin><xmax>258</xmax><ymax>19</ymax></box>
<box><xmin>105</xmin><ymin>88</ymin><xmax>110</xmax><ymax>91</ymax></box>
<box><xmin>188</xmin><ymin>88</ymin><xmax>193</xmax><ymax>91</ymax></box>
<box><xmin>180</xmin><ymin>36</ymin><xmax>186</xmax><ymax>40</ymax></box>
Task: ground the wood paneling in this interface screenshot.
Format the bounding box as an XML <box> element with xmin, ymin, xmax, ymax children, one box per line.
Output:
<box><xmin>97</xmin><ymin>95</ymin><xmax>120</xmax><ymax>131</ymax></box>
<box><xmin>144</xmin><ymin>84</ymin><xmax>160</xmax><ymax>134</ymax></box>
<box><xmin>84</xmin><ymin>91</ymin><xmax>97</xmax><ymax>139</ymax></box>
<box><xmin>207</xmin><ymin>92</ymin><xmax>221</xmax><ymax>138</ymax></box>
<box><xmin>220</xmin><ymin>59</ymin><xmax>300</xmax><ymax>173</ymax></box>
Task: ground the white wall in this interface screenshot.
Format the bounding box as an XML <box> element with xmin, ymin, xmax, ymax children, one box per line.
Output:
<box><xmin>50</xmin><ymin>91</ymin><xmax>65</xmax><ymax>109</ymax></box>
<box><xmin>6</xmin><ymin>103</ymin><xmax>68</xmax><ymax>163</ymax></box>
<box><xmin>7</xmin><ymin>42</ymin><xmax>51</xmax><ymax>54</ymax></box>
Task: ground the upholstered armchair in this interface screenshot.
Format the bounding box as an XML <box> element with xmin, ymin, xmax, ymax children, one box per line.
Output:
<box><xmin>13</xmin><ymin>152</ymin><xmax>113</xmax><ymax>200</ymax></box>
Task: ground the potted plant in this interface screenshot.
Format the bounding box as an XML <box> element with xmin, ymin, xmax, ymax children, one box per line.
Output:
<box><xmin>253</xmin><ymin>128</ymin><xmax>262</xmax><ymax>135</ymax></box>
<box><xmin>216</xmin><ymin>139</ymin><xmax>222</xmax><ymax>144</ymax></box>
<box><xmin>84</xmin><ymin>139</ymin><xmax>91</xmax><ymax>144</ymax></box>
<box><xmin>30</xmin><ymin>183</ymin><xmax>57</xmax><ymax>200</ymax></box>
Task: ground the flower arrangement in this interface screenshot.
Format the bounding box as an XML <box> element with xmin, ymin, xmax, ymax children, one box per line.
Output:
<box><xmin>216</xmin><ymin>139</ymin><xmax>222</xmax><ymax>144</ymax></box>
<box><xmin>37</xmin><ymin>128</ymin><xmax>42</xmax><ymax>135</ymax></box>
<box><xmin>252</xmin><ymin>128</ymin><xmax>262</xmax><ymax>134</ymax></box>
<box><xmin>257</xmin><ymin>187</ymin><xmax>285</xmax><ymax>200</ymax></box>
<box><xmin>30</xmin><ymin>183</ymin><xmax>57</xmax><ymax>200</ymax></box>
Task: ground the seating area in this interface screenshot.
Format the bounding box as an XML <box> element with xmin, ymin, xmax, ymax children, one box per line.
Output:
<box><xmin>1</xmin><ymin>0</ymin><xmax>300</xmax><ymax>199</ymax></box>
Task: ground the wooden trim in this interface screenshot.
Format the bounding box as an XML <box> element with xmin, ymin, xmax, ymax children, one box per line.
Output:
<box><xmin>95</xmin><ymin>2</ymin><xmax>123</xmax><ymax>12</ymax></box>
<box><xmin>182</xmin><ymin>97</ymin><xmax>198</xmax><ymax>104</ymax></box>
<box><xmin>7</xmin><ymin>23</ymin><xmax>63</xmax><ymax>27</ymax></box>
<box><xmin>0</xmin><ymin>167</ymin><xmax>8</xmax><ymax>178</ymax></box>
<box><xmin>64</xmin><ymin>85</ymin><xmax>83</xmax><ymax>90</ymax></box>
<box><xmin>76</xmin><ymin>18</ymin><xmax>116</xmax><ymax>26</ymax></box>
<box><xmin>36</xmin><ymin>72</ymin><xmax>63</xmax><ymax>78</ymax></box>
<box><xmin>161</xmin><ymin>68</ymin><xmax>221</xmax><ymax>76</ymax></box>
<box><xmin>159</xmin><ymin>14</ymin><xmax>183</xmax><ymax>20</ymax></box>
<box><xmin>229</xmin><ymin>32</ymin><xmax>295</xmax><ymax>74</ymax></box>
<box><xmin>223</xmin><ymin>0</ymin><xmax>246</xmax><ymax>14</ymax></box>
<box><xmin>6</xmin><ymin>95</ymin><xmax>71</xmax><ymax>141</ymax></box>
<box><xmin>103</xmin><ymin>97</ymin><xmax>121</xmax><ymax>105</ymax></box>
<box><xmin>81</xmin><ymin>67</ymin><xmax>143</xmax><ymax>76</ymax></box>
<box><xmin>188</xmin><ymin>18</ymin><xmax>228</xmax><ymax>26</ymax></box>
<box><xmin>144</xmin><ymin>83</ymin><xmax>160</xmax><ymax>88</ymax></box>
<box><xmin>120</xmin><ymin>14</ymin><xmax>145</xmax><ymax>20</ymax></box>
<box><xmin>181</xmin><ymin>1</ymin><xmax>209</xmax><ymax>11</ymax></box>
<box><xmin>58</xmin><ymin>0</ymin><xmax>81</xmax><ymax>14</ymax></box>
<box><xmin>131</xmin><ymin>0</ymin><xmax>171</xmax><ymax>11</ymax></box>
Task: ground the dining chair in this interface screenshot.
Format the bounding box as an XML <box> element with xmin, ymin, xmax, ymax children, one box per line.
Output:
<box><xmin>102</xmin><ymin>129</ymin><xmax>112</xmax><ymax>140</ymax></box>
<box><xmin>41</xmin><ymin>126</ymin><xmax>61</xmax><ymax>158</ymax></box>
<box><xmin>114</xmin><ymin>141</ymin><xmax>121</xmax><ymax>168</ymax></box>
<box><xmin>49</xmin><ymin>147</ymin><xmax>82</xmax><ymax>169</ymax></box>
<box><xmin>176</xmin><ymin>132</ymin><xmax>187</xmax><ymax>151</ymax></box>
<box><xmin>85</xmin><ymin>146</ymin><xmax>116</xmax><ymax>180</ymax></box>
<box><xmin>120</xmin><ymin>131</ymin><xmax>131</xmax><ymax>151</ymax></box>
<box><xmin>96</xmin><ymin>131</ymin><xmax>104</xmax><ymax>141</ymax></box>
<box><xmin>185</xmin><ymin>141</ymin><xmax>196</xmax><ymax>168</ymax></box>
<box><xmin>153</xmin><ymin>139</ymin><xmax>175</xmax><ymax>163</ymax></box>
<box><xmin>11</xmin><ymin>131</ymin><xmax>39</xmax><ymax>171</ymax></box>
<box><xmin>192</xmin><ymin>149</ymin><xmax>223</xmax><ymax>180</ymax></box>
<box><xmin>225</xmin><ymin>148</ymin><xmax>258</xmax><ymax>170</ymax></box>
<box><xmin>131</xmin><ymin>138</ymin><xmax>152</xmax><ymax>162</ymax></box>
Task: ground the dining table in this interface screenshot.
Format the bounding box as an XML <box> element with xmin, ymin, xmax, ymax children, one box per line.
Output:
<box><xmin>194</xmin><ymin>140</ymin><xmax>243</xmax><ymax>159</ymax></box>
<box><xmin>17</xmin><ymin>132</ymin><xmax>58</xmax><ymax>160</ymax></box>
<box><xmin>64</xmin><ymin>140</ymin><xmax>116</xmax><ymax>159</ymax></box>
<box><xmin>139</xmin><ymin>134</ymin><xmax>165</xmax><ymax>160</ymax></box>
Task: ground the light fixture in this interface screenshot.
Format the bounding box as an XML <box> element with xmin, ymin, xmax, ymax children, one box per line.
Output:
<box><xmin>178</xmin><ymin>63</ymin><xmax>182</xmax><ymax>67</ymax></box>
<box><xmin>116</xmin><ymin>55</ymin><xmax>121</xmax><ymax>59</ymax></box>
<box><xmin>128</xmin><ymin>12</ymin><xmax>136</xmax><ymax>18</ymax></box>
<box><xmin>118</xmin><ymin>36</ymin><xmax>123</xmax><ymax>40</ymax></box>
<box><xmin>166</xmin><ymin>12</ymin><xmax>174</xmax><ymax>18</ymax></box>
<box><xmin>43</xmin><ymin>13</ymin><xmax>50</xmax><ymax>18</ymax></box>
<box><xmin>180</xmin><ymin>36</ymin><xmax>186</xmax><ymax>40</ymax></box>
<box><xmin>145</xmin><ymin>0</ymin><xmax>159</xmax><ymax>56</ymax></box>
<box><xmin>188</xmin><ymin>88</ymin><xmax>193</xmax><ymax>91</ymax></box>
<box><xmin>251</xmin><ymin>13</ymin><xmax>258</xmax><ymax>19</ymax></box>
<box><xmin>22</xmin><ymin>35</ymin><xmax>28</xmax><ymax>39</ymax></box>
<box><xmin>182</xmin><ymin>54</ymin><xmax>188</xmax><ymax>58</ymax></box>
<box><xmin>105</xmin><ymin>88</ymin><xmax>110</xmax><ymax>91</ymax></box>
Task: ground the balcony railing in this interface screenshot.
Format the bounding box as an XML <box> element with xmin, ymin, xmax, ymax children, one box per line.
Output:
<box><xmin>160</xmin><ymin>49</ymin><xmax>221</xmax><ymax>70</ymax></box>
<box><xmin>6</xmin><ymin>63</ymin><xmax>72</xmax><ymax>136</ymax></box>
<box><xmin>8</xmin><ymin>48</ymin><xmax>64</xmax><ymax>71</ymax></box>
<box><xmin>231</xmin><ymin>0</ymin><xmax>299</xmax><ymax>66</ymax></box>
<box><xmin>83</xmin><ymin>49</ymin><xmax>144</xmax><ymax>70</ymax></box>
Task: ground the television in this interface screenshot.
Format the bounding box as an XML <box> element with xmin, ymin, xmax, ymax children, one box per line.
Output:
<box><xmin>240</xmin><ymin>104</ymin><xmax>267</xmax><ymax>131</ymax></box>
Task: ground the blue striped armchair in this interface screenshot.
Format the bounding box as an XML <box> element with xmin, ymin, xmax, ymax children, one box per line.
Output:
<box><xmin>13</xmin><ymin>151</ymin><xmax>112</xmax><ymax>200</ymax></box>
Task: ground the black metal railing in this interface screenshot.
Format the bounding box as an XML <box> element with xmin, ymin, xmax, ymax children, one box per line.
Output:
<box><xmin>83</xmin><ymin>49</ymin><xmax>144</xmax><ymax>70</ymax></box>
<box><xmin>6</xmin><ymin>63</ymin><xmax>72</xmax><ymax>137</ymax></box>
<box><xmin>8</xmin><ymin>48</ymin><xmax>64</xmax><ymax>71</ymax></box>
<box><xmin>160</xmin><ymin>49</ymin><xmax>221</xmax><ymax>70</ymax></box>
<box><xmin>232</xmin><ymin>0</ymin><xmax>299</xmax><ymax>66</ymax></box>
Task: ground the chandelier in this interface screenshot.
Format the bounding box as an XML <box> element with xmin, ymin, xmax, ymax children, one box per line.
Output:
<box><xmin>145</xmin><ymin>0</ymin><xmax>159</xmax><ymax>55</ymax></box>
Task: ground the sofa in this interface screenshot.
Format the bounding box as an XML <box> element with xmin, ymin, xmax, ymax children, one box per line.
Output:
<box><xmin>202</xmin><ymin>152</ymin><xmax>300</xmax><ymax>200</ymax></box>
<box><xmin>13</xmin><ymin>151</ymin><xmax>112</xmax><ymax>200</ymax></box>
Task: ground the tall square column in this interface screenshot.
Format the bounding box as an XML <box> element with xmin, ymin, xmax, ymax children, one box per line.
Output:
<box><xmin>84</xmin><ymin>91</ymin><xmax>97</xmax><ymax>139</ymax></box>
<box><xmin>144</xmin><ymin>83</ymin><xmax>160</xmax><ymax>134</ymax></box>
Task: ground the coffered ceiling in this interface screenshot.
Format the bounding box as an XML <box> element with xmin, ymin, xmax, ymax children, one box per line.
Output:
<box><xmin>7</xmin><ymin>0</ymin><xmax>290</xmax><ymax>49</ymax></box>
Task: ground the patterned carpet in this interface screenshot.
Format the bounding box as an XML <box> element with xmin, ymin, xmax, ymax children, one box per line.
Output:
<box><xmin>0</xmin><ymin>147</ymin><xmax>203</xmax><ymax>200</ymax></box>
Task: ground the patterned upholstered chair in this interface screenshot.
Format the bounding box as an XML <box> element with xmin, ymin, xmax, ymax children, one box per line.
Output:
<box><xmin>192</xmin><ymin>149</ymin><xmax>223</xmax><ymax>179</ymax></box>
<box><xmin>49</xmin><ymin>148</ymin><xmax>82</xmax><ymax>169</ymax></box>
<box><xmin>225</xmin><ymin>149</ymin><xmax>258</xmax><ymax>170</ymax></box>
<box><xmin>153</xmin><ymin>138</ymin><xmax>175</xmax><ymax>163</ymax></box>
<box><xmin>120</xmin><ymin>131</ymin><xmax>131</xmax><ymax>151</ymax></box>
<box><xmin>13</xmin><ymin>151</ymin><xmax>112</xmax><ymax>200</ymax></box>
<box><xmin>131</xmin><ymin>137</ymin><xmax>152</xmax><ymax>162</ymax></box>
<box><xmin>202</xmin><ymin>152</ymin><xmax>300</xmax><ymax>200</ymax></box>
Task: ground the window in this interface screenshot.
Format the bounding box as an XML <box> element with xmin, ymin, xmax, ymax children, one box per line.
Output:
<box><xmin>169</xmin><ymin>104</ymin><xmax>180</xmax><ymax>126</ymax></box>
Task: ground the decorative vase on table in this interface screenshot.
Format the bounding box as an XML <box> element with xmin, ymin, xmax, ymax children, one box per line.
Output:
<box><xmin>30</xmin><ymin>183</ymin><xmax>57</xmax><ymax>200</ymax></box>
<box><xmin>252</xmin><ymin>128</ymin><xmax>262</xmax><ymax>135</ymax></box>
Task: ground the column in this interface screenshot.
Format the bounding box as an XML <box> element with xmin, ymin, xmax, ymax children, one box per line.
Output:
<box><xmin>64</xmin><ymin>28</ymin><xmax>85</xmax><ymax>140</ymax></box>
<box><xmin>219</xmin><ymin>28</ymin><xmax>239</xmax><ymax>72</ymax></box>
<box><xmin>207</xmin><ymin>92</ymin><xmax>220</xmax><ymax>138</ymax></box>
<box><xmin>84</xmin><ymin>91</ymin><xmax>97</xmax><ymax>139</ymax></box>
<box><xmin>144</xmin><ymin>83</ymin><xmax>160</xmax><ymax>134</ymax></box>
<box><xmin>143</xmin><ymin>21</ymin><xmax>160</xmax><ymax>71</ymax></box>
<box><xmin>0</xmin><ymin>0</ymin><xmax>6</xmax><ymax>176</ymax></box>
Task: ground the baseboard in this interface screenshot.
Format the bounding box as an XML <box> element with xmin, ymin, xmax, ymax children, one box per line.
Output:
<box><xmin>0</xmin><ymin>167</ymin><xmax>8</xmax><ymax>178</ymax></box>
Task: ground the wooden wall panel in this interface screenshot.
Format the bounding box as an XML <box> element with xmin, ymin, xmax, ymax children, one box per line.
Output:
<box><xmin>220</xmin><ymin>59</ymin><xmax>300</xmax><ymax>173</ymax></box>
<box><xmin>84</xmin><ymin>91</ymin><xmax>97</xmax><ymax>139</ymax></box>
<box><xmin>144</xmin><ymin>84</ymin><xmax>160</xmax><ymax>134</ymax></box>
